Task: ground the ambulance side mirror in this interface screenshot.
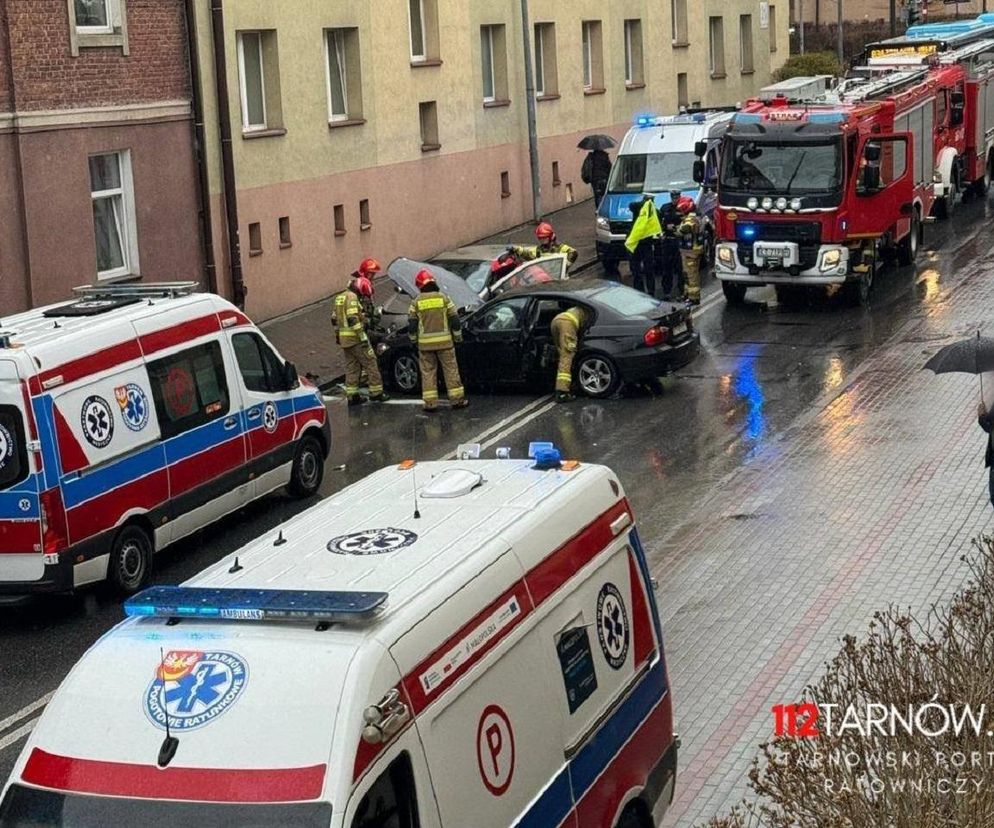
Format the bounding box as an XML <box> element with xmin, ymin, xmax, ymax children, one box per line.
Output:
<box><xmin>283</xmin><ymin>361</ymin><xmax>299</xmax><ymax>391</ymax></box>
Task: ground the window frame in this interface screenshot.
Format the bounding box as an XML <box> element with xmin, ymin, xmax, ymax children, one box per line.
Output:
<box><xmin>325</xmin><ymin>28</ymin><xmax>350</xmax><ymax>122</ymax></box>
<box><xmin>89</xmin><ymin>150</ymin><xmax>139</xmax><ymax>282</ymax></box>
<box><xmin>237</xmin><ymin>31</ymin><xmax>268</xmax><ymax>132</ymax></box>
<box><xmin>709</xmin><ymin>16</ymin><xmax>726</xmax><ymax>77</ymax></box>
<box><xmin>671</xmin><ymin>0</ymin><xmax>688</xmax><ymax>45</ymax></box>
<box><xmin>581</xmin><ymin>21</ymin><xmax>593</xmax><ymax>90</ymax></box>
<box><xmin>408</xmin><ymin>0</ymin><xmax>427</xmax><ymax>62</ymax></box>
<box><xmin>481</xmin><ymin>25</ymin><xmax>496</xmax><ymax>103</ymax></box>
<box><xmin>769</xmin><ymin>4</ymin><xmax>778</xmax><ymax>52</ymax></box>
<box><xmin>147</xmin><ymin>341</ymin><xmax>231</xmax><ymax>441</ymax></box>
<box><xmin>739</xmin><ymin>14</ymin><xmax>754</xmax><ymax>74</ymax></box>
<box><xmin>624</xmin><ymin>19</ymin><xmax>643</xmax><ymax>86</ymax></box>
<box><xmin>74</xmin><ymin>0</ymin><xmax>114</xmax><ymax>34</ymax></box>
<box><xmin>534</xmin><ymin>23</ymin><xmax>546</xmax><ymax>96</ymax></box>
<box><xmin>67</xmin><ymin>0</ymin><xmax>128</xmax><ymax>55</ymax></box>
<box><xmin>624</xmin><ymin>21</ymin><xmax>634</xmax><ymax>85</ymax></box>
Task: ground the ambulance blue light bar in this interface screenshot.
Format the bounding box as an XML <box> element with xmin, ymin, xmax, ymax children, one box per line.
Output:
<box><xmin>124</xmin><ymin>586</ymin><xmax>388</xmax><ymax>622</ymax></box>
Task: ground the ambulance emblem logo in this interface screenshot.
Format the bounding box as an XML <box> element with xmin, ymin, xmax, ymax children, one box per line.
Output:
<box><xmin>262</xmin><ymin>401</ymin><xmax>279</xmax><ymax>434</ymax></box>
<box><xmin>327</xmin><ymin>528</ymin><xmax>418</xmax><ymax>556</ymax></box>
<box><xmin>596</xmin><ymin>583</ymin><xmax>629</xmax><ymax>670</ymax></box>
<box><xmin>144</xmin><ymin>650</ymin><xmax>248</xmax><ymax>732</ymax></box>
<box><xmin>0</xmin><ymin>422</ymin><xmax>13</xmax><ymax>470</ymax></box>
<box><xmin>80</xmin><ymin>395</ymin><xmax>114</xmax><ymax>448</ymax></box>
<box><xmin>114</xmin><ymin>383</ymin><xmax>150</xmax><ymax>432</ymax></box>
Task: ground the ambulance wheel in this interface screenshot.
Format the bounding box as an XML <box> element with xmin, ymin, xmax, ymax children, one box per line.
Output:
<box><xmin>576</xmin><ymin>353</ymin><xmax>620</xmax><ymax>399</ymax></box>
<box><xmin>616</xmin><ymin>802</ymin><xmax>652</xmax><ymax>828</ymax></box>
<box><xmin>288</xmin><ymin>434</ymin><xmax>325</xmax><ymax>498</ymax></box>
<box><xmin>109</xmin><ymin>523</ymin><xmax>153</xmax><ymax>595</ymax></box>
<box><xmin>897</xmin><ymin>211</ymin><xmax>920</xmax><ymax>267</ymax></box>
<box><xmin>721</xmin><ymin>281</ymin><xmax>747</xmax><ymax>305</ymax></box>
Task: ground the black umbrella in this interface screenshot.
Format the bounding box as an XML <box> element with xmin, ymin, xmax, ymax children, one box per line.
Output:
<box><xmin>577</xmin><ymin>134</ymin><xmax>616</xmax><ymax>151</ymax></box>
<box><xmin>923</xmin><ymin>331</ymin><xmax>994</xmax><ymax>399</ymax></box>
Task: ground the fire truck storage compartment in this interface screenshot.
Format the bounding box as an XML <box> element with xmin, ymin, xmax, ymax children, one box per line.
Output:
<box><xmin>895</xmin><ymin>102</ymin><xmax>934</xmax><ymax>189</ymax></box>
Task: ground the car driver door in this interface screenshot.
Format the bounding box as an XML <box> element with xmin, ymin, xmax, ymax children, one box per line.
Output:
<box><xmin>487</xmin><ymin>255</ymin><xmax>568</xmax><ymax>299</ymax></box>
<box><xmin>460</xmin><ymin>297</ymin><xmax>532</xmax><ymax>385</ymax></box>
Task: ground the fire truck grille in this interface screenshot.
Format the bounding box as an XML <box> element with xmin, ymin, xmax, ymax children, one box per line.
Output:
<box><xmin>737</xmin><ymin>222</ymin><xmax>822</xmax><ymax>271</ymax></box>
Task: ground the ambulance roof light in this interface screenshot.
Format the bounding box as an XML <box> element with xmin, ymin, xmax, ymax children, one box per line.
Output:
<box><xmin>124</xmin><ymin>586</ymin><xmax>388</xmax><ymax>623</ymax></box>
<box><xmin>528</xmin><ymin>441</ymin><xmax>556</xmax><ymax>458</ymax></box>
<box><xmin>456</xmin><ymin>443</ymin><xmax>481</xmax><ymax>460</ymax></box>
<box><xmin>528</xmin><ymin>441</ymin><xmax>563</xmax><ymax>470</ymax></box>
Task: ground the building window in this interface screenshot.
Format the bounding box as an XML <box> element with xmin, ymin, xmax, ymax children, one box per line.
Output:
<box><xmin>67</xmin><ymin>0</ymin><xmax>128</xmax><ymax>55</ymax></box>
<box><xmin>237</xmin><ymin>30</ymin><xmax>283</xmax><ymax>134</ymax></box>
<box><xmin>500</xmin><ymin>171</ymin><xmax>511</xmax><ymax>198</ymax></box>
<box><xmin>581</xmin><ymin>21</ymin><xmax>603</xmax><ymax>92</ymax></box>
<box><xmin>278</xmin><ymin>216</ymin><xmax>291</xmax><ymax>248</ymax></box>
<box><xmin>333</xmin><ymin>204</ymin><xmax>346</xmax><ymax>237</ymax></box>
<box><xmin>677</xmin><ymin>72</ymin><xmax>689</xmax><ymax>109</ymax></box>
<box><xmin>709</xmin><ymin>17</ymin><xmax>726</xmax><ymax>78</ymax></box>
<box><xmin>89</xmin><ymin>151</ymin><xmax>138</xmax><ymax>281</ymax></box>
<box><xmin>740</xmin><ymin>14</ymin><xmax>754</xmax><ymax>73</ymax></box>
<box><xmin>769</xmin><ymin>4</ymin><xmax>778</xmax><ymax>52</ymax></box>
<box><xmin>359</xmin><ymin>198</ymin><xmax>371</xmax><ymax>230</ymax></box>
<box><xmin>552</xmin><ymin>160</ymin><xmax>561</xmax><ymax>186</ymax></box>
<box><xmin>671</xmin><ymin>0</ymin><xmax>688</xmax><ymax>45</ymax></box>
<box><xmin>248</xmin><ymin>222</ymin><xmax>262</xmax><ymax>255</ymax></box>
<box><xmin>624</xmin><ymin>19</ymin><xmax>643</xmax><ymax>86</ymax></box>
<box><xmin>325</xmin><ymin>28</ymin><xmax>363</xmax><ymax>123</ymax></box>
<box><xmin>481</xmin><ymin>25</ymin><xmax>508</xmax><ymax>104</ymax></box>
<box><xmin>419</xmin><ymin>100</ymin><xmax>439</xmax><ymax>151</ymax></box>
<box><xmin>534</xmin><ymin>23</ymin><xmax>558</xmax><ymax>98</ymax></box>
<box><xmin>408</xmin><ymin>0</ymin><xmax>438</xmax><ymax>62</ymax></box>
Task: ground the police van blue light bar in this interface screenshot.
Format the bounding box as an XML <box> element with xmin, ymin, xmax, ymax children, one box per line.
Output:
<box><xmin>124</xmin><ymin>586</ymin><xmax>388</xmax><ymax>622</ymax></box>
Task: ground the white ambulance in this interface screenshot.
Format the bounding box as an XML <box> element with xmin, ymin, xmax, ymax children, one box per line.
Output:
<box><xmin>0</xmin><ymin>282</ymin><xmax>330</xmax><ymax>597</ymax></box>
<box><xmin>0</xmin><ymin>446</ymin><xmax>677</xmax><ymax>827</ymax></box>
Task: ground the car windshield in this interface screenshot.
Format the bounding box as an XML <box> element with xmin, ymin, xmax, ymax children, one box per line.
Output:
<box><xmin>430</xmin><ymin>259</ymin><xmax>492</xmax><ymax>293</ymax></box>
<box><xmin>0</xmin><ymin>785</ymin><xmax>333</xmax><ymax>827</ymax></box>
<box><xmin>719</xmin><ymin>139</ymin><xmax>843</xmax><ymax>194</ymax></box>
<box><xmin>607</xmin><ymin>152</ymin><xmax>697</xmax><ymax>194</ymax></box>
<box><xmin>592</xmin><ymin>285</ymin><xmax>665</xmax><ymax>316</ymax></box>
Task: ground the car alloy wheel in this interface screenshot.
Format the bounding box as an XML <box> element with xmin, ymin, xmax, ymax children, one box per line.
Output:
<box><xmin>577</xmin><ymin>355</ymin><xmax>619</xmax><ymax>398</ymax></box>
<box><xmin>393</xmin><ymin>353</ymin><xmax>420</xmax><ymax>393</ymax></box>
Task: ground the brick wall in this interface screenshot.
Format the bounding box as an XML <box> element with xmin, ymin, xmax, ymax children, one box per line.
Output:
<box><xmin>0</xmin><ymin>3</ymin><xmax>13</xmax><ymax>112</ymax></box>
<box><xmin>3</xmin><ymin>0</ymin><xmax>190</xmax><ymax>111</ymax></box>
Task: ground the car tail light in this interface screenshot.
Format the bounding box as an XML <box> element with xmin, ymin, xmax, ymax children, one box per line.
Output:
<box><xmin>644</xmin><ymin>326</ymin><xmax>669</xmax><ymax>347</ymax></box>
<box><xmin>39</xmin><ymin>488</ymin><xmax>68</xmax><ymax>554</ymax></box>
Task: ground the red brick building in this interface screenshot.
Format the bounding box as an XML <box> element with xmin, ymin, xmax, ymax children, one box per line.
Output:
<box><xmin>0</xmin><ymin>0</ymin><xmax>203</xmax><ymax>312</ymax></box>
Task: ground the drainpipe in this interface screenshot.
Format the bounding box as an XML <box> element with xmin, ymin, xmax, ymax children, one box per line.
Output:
<box><xmin>519</xmin><ymin>0</ymin><xmax>542</xmax><ymax>222</ymax></box>
<box><xmin>183</xmin><ymin>0</ymin><xmax>217</xmax><ymax>295</ymax></box>
<box><xmin>208</xmin><ymin>0</ymin><xmax>246</xmax><ymax>308</ymax></box>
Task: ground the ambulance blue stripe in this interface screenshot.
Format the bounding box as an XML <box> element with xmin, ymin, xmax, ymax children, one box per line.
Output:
<box><xmin>0</xmin><ymin>480</ymin><xmax>41</xmax><ymax>518</ymax></box>
<box><xmin>32</xmin><ymin>395</ymin><xmax>61</xmax><ymax>490</ymax></box>
<box><xmin>514</xmin><ymin>767</ymin><xmax>573</xmax><ymax>828</ymax></box>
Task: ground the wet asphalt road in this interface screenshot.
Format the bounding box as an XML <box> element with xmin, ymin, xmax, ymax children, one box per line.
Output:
<box><xmin>1</xmin><ymin>195</ymin><xmax>992</xmax><ymax>787</ymax></box>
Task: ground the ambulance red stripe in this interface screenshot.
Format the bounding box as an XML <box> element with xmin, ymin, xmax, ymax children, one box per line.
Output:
<box><xmin>0</xmin><ymin>520</ymin><xmax>41</xmax><ymax>551</ymax></box>
<box><xmin>138</xmin><ymin>314</ymin><xmax>221</xmax><ymax>357</ymax></box>
<box><xmin>35</xmin><ymin>340</ymin><xmax>143</xmax><ymax>394</ymax></box>
<box><xmin>21</xmin><ymin>748</ymin><xmax>326</xmax><ymax>802</ymax></box>
<box><xmin>65</xmin><ymin>469</ymin><xmax>169</xmax><ymax>542</ymax></box>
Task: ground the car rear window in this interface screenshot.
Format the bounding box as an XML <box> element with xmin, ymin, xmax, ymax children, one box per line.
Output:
<box><xmin>592</xmin><ymin>285</ymin><xmax>665</xmax><ymax>316</ymax></box>
<box><xmin>0</xmin><ymin>784</ymin><xmax>333</xmax><ymax>827</ymax></box>
<box><xmin>0</xmin><ymin>405</ymin><xmax>28</xmax><ymax>491</ymax></box>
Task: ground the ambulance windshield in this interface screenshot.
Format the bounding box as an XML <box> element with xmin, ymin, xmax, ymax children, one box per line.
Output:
<box><xmin>720</xmin><ymin>138</ymin><xmax>843</xmax><ymax>195</ymax></box>
<box><xmin>0</xmin><ymin>785</ymin><xmax>333</xmax><ymax>826</ymax></box>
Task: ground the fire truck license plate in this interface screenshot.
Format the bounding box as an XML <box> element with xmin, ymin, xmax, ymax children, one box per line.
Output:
<box><xmin>755</xmin><ymin>244</ymin><xmax>793</xmax><ymax>262</ymax></box>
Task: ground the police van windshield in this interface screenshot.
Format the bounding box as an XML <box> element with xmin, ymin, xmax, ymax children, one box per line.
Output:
<box><xmin>608</xmin><ymin>152</ymin><xmax>696</xmax><ymax>194</ymax></box>
<box><xmin>719</xmin><ymin>138</ymin><xmax>843</xmax><ymax>194</ymax></box>
<box><xmin>0</xmin><ymin>785</ymin><xmax>333</xmax><ymax>827</ymax></box>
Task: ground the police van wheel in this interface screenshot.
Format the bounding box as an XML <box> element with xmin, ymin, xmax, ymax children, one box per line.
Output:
<box><xmin>109</xmin><ymin>524</ymin><xmax>153</xmax><ymax>595</ymax></box>
<box><xmin>288</xmin><ymin>435</ymin><xmax>325</xmax><ymax>498</ymax></box>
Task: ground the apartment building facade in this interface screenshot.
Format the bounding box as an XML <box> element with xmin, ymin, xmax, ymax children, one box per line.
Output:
<box><xmin>0</xmin><ymin>0</ymin><xmax>203</xmax><ymax>312</ymax></box>
<box><xmin>193</xmin><ymin>0</ymin><xmax>788</xmax><ymax>321</ymax></box>
<box><xmin>792</xmin><ymin>0</ymin><xmax>986</xmax><ymax>23</ymax></box>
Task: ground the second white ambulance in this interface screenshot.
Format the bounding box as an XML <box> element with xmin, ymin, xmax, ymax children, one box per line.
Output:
<box><xmin>0</xmin><ymin>447</ymin><xmax>677</xmax><ymax>827</ymax></box>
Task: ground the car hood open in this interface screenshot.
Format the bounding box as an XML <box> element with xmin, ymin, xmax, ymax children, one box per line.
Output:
<box><xmin>383</xmin><ymin>258</ymin><xmax>483</xmax><ymax>311</ymax></box>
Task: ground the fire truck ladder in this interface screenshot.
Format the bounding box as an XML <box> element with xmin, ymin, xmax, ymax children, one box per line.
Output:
<box><xmin>940</xmin><ymin>39</ymin><xmax>994</xmax><ymax>69</ymax></box>
<box><xmin>837</xmin><ymin>68</ymin><xmax>931</xmax><ymax>103</ymax></box>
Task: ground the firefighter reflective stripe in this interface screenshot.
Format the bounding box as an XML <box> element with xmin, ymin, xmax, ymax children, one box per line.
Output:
<box><xmin>410</xmin><ymin>293</ymin><xmax>458</xmax><ymax>351</ymax></box>
<box><xmin>334</xmin><ymin>291</ymin><xmax>364</xmax><ymax>346</ymax></box>
<box><xmin>419</xmin><ymin>349</ymin><xmax>464</xmax><ymax>407</ymax></box>
<box><xmin>513</xmin><ymin>242</ymin><xmax>578</xmax><ymax>264</ymax></box>
<box><xmin>625</xmin><ymin>200</ymin><xmax>663</xmax><ymax>253</ymax></box>
<box><xmin>562</xmin><ymin>309</ymin><xmax>584</xmax><ymax>329</ymax></box>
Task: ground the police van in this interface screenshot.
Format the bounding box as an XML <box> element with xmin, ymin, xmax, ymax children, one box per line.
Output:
<box><xmin>0</xmin><ymin>282</ymin><xmax>330</xmax><ymax>596</ymax></box>
<box><xmin>0</xmin><ymin>446</ymin><xmax>677</xmax><ymax>827</ymax></box>
<box><xmin>596</xmin><ymin>111</ymin><xmax>734</xmax><ymax>275</ymax></box>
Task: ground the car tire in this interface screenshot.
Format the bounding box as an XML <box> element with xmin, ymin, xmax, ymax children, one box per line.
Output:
<box><xmin>897</xmin><ymin>210</ymin><xmax>920</xmax><ymax>267</ymax></box>
<box><xmin>576</xmin><ymin>352</ymin><xmax>621</xmax><ymax>399</ymax></box>
<box><xmin>109</xmin><ymin>523</ymin><xmax>153</xmax><ymax>595</ymax></box>
<box><xmin>287</xmin><ymin>434</ymin><xmax>325</xmax><ymax>498</ymax></box>
<box><xmin>390</xmin><ymin>352</ymin><xmax>421</xmax><ymax>394</ymax></box>
<box><xmin>721</xmin><ymin>281</ymin><xmax>747</xmax><ymax>305</ymax></box>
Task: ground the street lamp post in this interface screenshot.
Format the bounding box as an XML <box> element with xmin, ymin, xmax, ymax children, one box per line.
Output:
<box><xmin>519</xmin><ymin>0</ymin><xmax>542</xmax><ymax>222</ymax></box>
<box><xmin>799</xmin><ymin>0</ymin><xmax>805</xmax><ymax>54</ymax></box>
<box><xmin>837</xmin><ymin>0</ymin><xmax>844</xmax><ymax>67</ymax></box>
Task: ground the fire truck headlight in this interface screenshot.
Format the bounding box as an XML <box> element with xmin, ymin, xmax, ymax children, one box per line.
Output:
<box><xmin>717</xmin><ymin>247</ymin><xmax>735</xmax><ymax>269</ymax></box>
<box><xmin>775</xmin><ymin>197</ymin><xmax>788</xmax><ymax>211</ymax></box>
<box><xmin>746</xmin><ymin>197</ymin><xmax>759</xmax><ymax>210</ymax></box>
<box><xmin>820</xmin><ymin>249</ymin><xmax>842</xmax><ymax>272</ymax></box>
<box><xmin>761</xmin><ymin>197</ymin><xmax>773</xmax><ymax>210</ymax></box>
<box><xmin>790</xmin><ymin>198</ymin><xmax>802</xmax><ymax>211</ymax></box>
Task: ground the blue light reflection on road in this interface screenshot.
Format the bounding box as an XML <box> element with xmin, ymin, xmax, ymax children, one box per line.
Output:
<box><xmin>733</xmin><ymin>348</ymin><xmax>766</xmax><ymax>447</ymax></box>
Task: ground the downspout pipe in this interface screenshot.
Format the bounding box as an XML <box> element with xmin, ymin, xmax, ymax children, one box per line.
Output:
<box><xmin>209</xmin><ymin>0</ymin><xmax>246</xmax><ymax>308</ymax></box>
<box><xmin>519</xmin><ymin>0</ymin><xmax>542</xmax><ymax>222</ymax></box>
<box><xmin>183</xmin><ymin>0</ymin><xmax>217</xmax><ymax>294</ymax></box>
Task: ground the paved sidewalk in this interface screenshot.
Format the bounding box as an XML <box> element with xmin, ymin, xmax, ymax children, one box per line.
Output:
<box><xmin>652</xmin><ymin>251</ymin><xmax>994</xmax><ymax>824</ymax></box>
<box><xmin>262</xmin><ymin>199</ymin><xmax>599</xmax><ymax>389</ymax></box>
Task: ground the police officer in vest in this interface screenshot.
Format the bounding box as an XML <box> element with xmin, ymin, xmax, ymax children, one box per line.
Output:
<box><xmin>408</xmin><ymin>269</ymin><xmax>469</xmax><ymax>411</ymax></box>
<box><xmin>551</xmin><ymin>305</ymin><xmax>588</xmax><ymax>403</ymax></box>
<box><xmin>333</xmin><ymin>258</ymin><xmax>387</xmax><ymax>407</ymax></box>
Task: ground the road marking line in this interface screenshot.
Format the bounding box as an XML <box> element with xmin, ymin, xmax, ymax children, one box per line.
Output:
<box><xmin>437</xmin><ymin>395</ymin><xmax>553</xmax><ymax>459</ymax></box>
<box><xmin>478</xmin><ymin>399</ymin><xmax>558</xmax><ymax>452</ymax></box>
<box><xmin>0</xmin><ymin>692</ymin><xmax>52</xmax><ymax>738</ymax></box>
<box><xmin>0</xmin><ymin>716</ymin><xmax>40</xmax><ymax>753</ymax></box>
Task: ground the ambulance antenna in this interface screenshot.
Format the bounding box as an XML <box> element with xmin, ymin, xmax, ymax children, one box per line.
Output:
<box><xmin>156</xmin><ymin>647</ymin><xmax>179</xmax><ymax>768</ymax></box>
<box><xmin>412</xmin><ymin>415</ymin><xmax>421</xmax><ymax>520</ymax></box>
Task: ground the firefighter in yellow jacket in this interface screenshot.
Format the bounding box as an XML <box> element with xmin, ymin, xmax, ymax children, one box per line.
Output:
<box><xmin>408</xmin><ymin>269</ymin><xmax>469</xmax><ymax>411</ymax></box>
<box><xmin>513</xmin><ymin>222</ymin><xmax>579</xmax><ymax>267</ymax></box>
<box><xmin>676</xmin><ymin>197</ymin><xmax>704</xmax><ymax>305</ymax></box>
<box><xmin>333</xmin><ymin>258</ymin><xmax>387</xmax><ymax>407</ymax></box>
<box><xmin>551</xmin><ymin>305</ymin><xmax>588</xmax><ymax>403</ymax></box>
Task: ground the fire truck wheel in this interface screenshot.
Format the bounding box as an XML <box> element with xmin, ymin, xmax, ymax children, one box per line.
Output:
<box><xmin>109</xmin><ymin>523</ymin><xmax>153</xmax><ymax>595</ymax></box>
<box><xmin>976</xmin><ymin>154</ymin><xmax>993</xmax><ymax>196</ymax></box>
<box><xmin>288</xmin><ymin>434</ymin><xmax>325</xmax><ymax>498</ymax></box>
<box><xmin>897</xmin><ymin>211</ymin><xmax>920</xmax><ymax>267</ymax></box>
<box><xmin>934</xmin><ymin>175</ymin><xmax>958</xmax><ymax>220</ymax></box>
<box><xmin>721</xmin><ymin>281</ymin><xmax>747</xmax><ymax>305</ymax></box>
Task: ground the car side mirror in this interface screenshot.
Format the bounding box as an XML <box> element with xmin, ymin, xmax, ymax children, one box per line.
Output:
<box><xmin>692</xmin><ymin>159</ymin><xmax>706</xmax><ymax>184</ymax></box>
<box><xmin>283</xmin><ymin>361</ymin><xmax>299</xmax><ymax>391</ymax></box>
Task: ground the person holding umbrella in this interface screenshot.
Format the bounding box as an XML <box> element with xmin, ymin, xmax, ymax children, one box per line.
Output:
<box><xmin>578</xmin><ymin>134</ymin><xmax>615</xmax><ymax>208</ymax></box>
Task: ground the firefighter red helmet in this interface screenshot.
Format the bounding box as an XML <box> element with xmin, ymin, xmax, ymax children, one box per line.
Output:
<box><xmin>676</xmin><ymin>196</ymin><xmax>695</xmax><ymax>215</ymax></box>
<box><xmin>353</xmin><ymin>275</ymin><xmax>374</xmax><ymax>298</ymax></box>
<box><xmin>357</xmin><ymin>257</ymin><xmax>382</xmax><ymax>277</ymax></box>
<box><xmin>535</xmin><ymin>222</ymin><xmax>556</xmax><ymax>242</ymax></box>
<box><xmin>415</xmin><ymin>269</ymin><xmax>436</xmax><ymax>289</ymax></box>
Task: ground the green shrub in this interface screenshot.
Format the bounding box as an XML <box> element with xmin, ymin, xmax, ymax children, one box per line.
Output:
<box><xmin>774</xmin><ymin>52</ymin><xmax>842</xmax><ymax>83</ymax></box>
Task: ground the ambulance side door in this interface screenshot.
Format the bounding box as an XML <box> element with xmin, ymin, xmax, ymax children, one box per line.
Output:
<box><xmin>343</xmin><ymin>744</ymin><xmax>440</xmax><ymax>828</ymax></box>
<box><xmin>226</xmin><ymin>330</ymin><xmax>299</xmax><ymax>492</ymax></box>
